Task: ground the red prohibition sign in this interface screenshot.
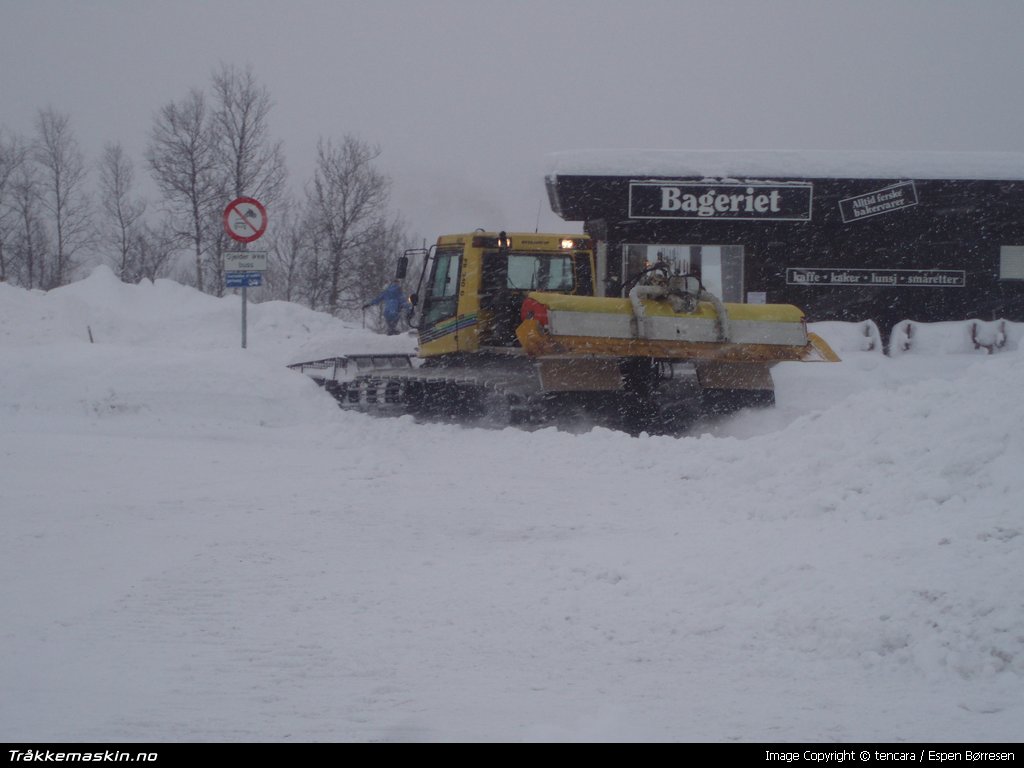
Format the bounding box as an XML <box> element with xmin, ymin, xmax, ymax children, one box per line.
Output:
<box><xmin>223</xmin><ymin>197</ymin><xmax>268</xmax><ymax>243</ymax></box>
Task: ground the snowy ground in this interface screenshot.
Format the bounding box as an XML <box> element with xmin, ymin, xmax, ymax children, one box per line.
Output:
<box><xmin>1</xmin><ymin>267</ymin><xmax>1021</xmax><ymax>743</ymax></box>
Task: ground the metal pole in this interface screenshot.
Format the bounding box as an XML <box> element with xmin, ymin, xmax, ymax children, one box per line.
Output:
<box><xmin>242</xmin><ymin>285</ymin><xmax>248</xmax><ymax>349</ymax></box>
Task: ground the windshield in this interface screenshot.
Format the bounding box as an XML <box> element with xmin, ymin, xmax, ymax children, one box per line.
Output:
<box><xmin>504</xmin><ymin>253</ymin><xmax>576</xmax><ymax>292</ymax></box>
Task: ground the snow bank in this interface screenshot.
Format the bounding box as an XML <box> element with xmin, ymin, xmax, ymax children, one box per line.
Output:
<box><xmin>890</xmin><ymin>318</ymin><xmax>1024</xmax><ymax>356</ymax></box>
<box><xmin>1</xmin><ymin>268</ymin><xmax>1021</xmax><ymax>742</ymax></box>
<box><xmin>810</xmin><ymin>320</ymin><xmax>884</xmax><ymax>354</ymax></box>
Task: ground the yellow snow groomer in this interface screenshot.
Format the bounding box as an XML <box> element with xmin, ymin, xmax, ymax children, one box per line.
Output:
<box><xmin>290</xmin><ymin>231</ymin><xmax>838</xmax><ymax>433</ymax></box>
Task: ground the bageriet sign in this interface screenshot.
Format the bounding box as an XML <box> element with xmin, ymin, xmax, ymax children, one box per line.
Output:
<box><xmin>629</xmin><ymin>180</ymin><xmax>814</xmax><ymax>221</ymax></box>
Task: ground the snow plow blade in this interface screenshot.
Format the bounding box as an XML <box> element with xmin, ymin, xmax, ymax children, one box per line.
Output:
<box><xmin>805</xmin><ymin>332</ymin><xmax>841</xmax><ymax>362</ymax></box>
<box><xmin>516</xmin><ymin>292</ymin><xmax>840</xmax><ymax>365</ymax></box>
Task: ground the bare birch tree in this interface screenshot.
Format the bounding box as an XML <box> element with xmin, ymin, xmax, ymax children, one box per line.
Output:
<box><xmin>300</xmin><ymin>235</ymin><xmax>331</xmax><ymax>312</ymax></box>
<box><xmin>98</xmin><ymin>141</ymin><xmax>148</xmax><ymax>282</ymax></box>
<box><xmin>207</xmin><ymin>64</ymin><xmax>287</xmax><ymax>294</ymax></box>
<box><xmin>353</xmin><ymin>215</ymin><xmax>413</xmax><ymax>330</ymax></box>
<box><xmin>135</xmin><ymin>221</ymin><xmax>178</xmax><ymax>282</ymax></box>
<box><xmin>211</xmin><ymin>63</ymin><xmax>287</xmax><ymax>204</ymax></box>
<box><xmin>10</xmin><ymin>163</ymin><xmax>48</xmax><ymax>289</ymax></box>
<box><xmin>263</xmin><ymin>198</ymin><xmax>307</xmax><ymax>302</ymax></box>
<box><xmin>34</xmin><ymin>108</ymin><xmax>91</xmax><ymax>287</ymax></box>
<box><xmin>0</xmin><ymin>130</ymin><xmax>28</xmax><ymax>283</ymax></box>
<box><xmin>306</xmin><ymin>136</ymin><xmax>391</xmax><ymax>315</ymax></box>
<box><xmin>146</xmin><ymin>89</ymin><xmax>218</xmax><ymax>292</ymax></box>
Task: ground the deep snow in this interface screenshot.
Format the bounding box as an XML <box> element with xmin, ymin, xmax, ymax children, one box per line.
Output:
<box><xmin>1</xmin><ymin>267</ymin><xmax>1021</xmax><ymax>742</ymax></box>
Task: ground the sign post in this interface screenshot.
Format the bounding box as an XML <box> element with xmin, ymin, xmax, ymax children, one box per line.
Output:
<box><xmin>223</xmin><ymin>197</ymin><xmax>268</xmax><ymax>348</ymax></box>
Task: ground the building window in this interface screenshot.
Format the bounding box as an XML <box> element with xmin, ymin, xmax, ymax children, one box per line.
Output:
<box><xmin>621</xmin><ymin>243</ymin><xmax>745</xmax><ymax>301</ymax></box>
<box><xmin>1001</xmin><ymin>246</ymin><xmax>1024</xmax><ymax>280</ymax></box>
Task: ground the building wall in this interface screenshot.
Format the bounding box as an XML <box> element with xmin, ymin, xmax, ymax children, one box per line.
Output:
<box><xmin>550</xmin><ymin>174</ymin><xmax>1024</xmax><ymax>334</ymax></box>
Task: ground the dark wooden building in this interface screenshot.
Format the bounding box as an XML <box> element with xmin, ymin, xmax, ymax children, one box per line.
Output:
<box><xmin>545</xmin><ymin>150</ymin><xmax>1024</xmax><ymax>336</ymax></box>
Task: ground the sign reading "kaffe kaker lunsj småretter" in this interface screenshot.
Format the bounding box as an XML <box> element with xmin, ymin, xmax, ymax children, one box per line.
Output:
<box><xmin>786</xmin><ymin>267</ymin><xmax>965</xmax><ymax>288</ymax></box>
<box><xmin>629</xmin><ymin>181</ymin><xmax>814</xmax><ymax>221</ymax></box>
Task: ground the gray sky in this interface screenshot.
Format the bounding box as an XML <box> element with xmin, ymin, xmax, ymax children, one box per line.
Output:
<box><xmin>3</xmin><ymin>0</ymin><xmax>1024</xmax><ymax>242</ymax></box>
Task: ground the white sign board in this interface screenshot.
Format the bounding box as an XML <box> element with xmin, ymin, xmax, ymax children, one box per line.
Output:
<box><xmin>224</xmin><ymin>251</ymin><xmax>268</xmax><ymax>272</ymax></box>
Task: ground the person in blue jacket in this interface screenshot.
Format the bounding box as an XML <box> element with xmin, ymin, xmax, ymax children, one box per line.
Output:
<box><xmin>364</xmin><ymin>279</ymin><xmax>410</xmax><ymax>335</ymax></box>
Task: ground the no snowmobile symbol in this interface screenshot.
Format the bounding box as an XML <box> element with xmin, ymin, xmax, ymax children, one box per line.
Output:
<box><xmin>223</xmin><ymin>197</ymin><xmax>268</xmax><ymax>243</ymax></box>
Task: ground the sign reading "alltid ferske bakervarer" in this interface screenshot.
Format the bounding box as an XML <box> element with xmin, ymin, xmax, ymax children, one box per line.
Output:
<box><xmin>839</xmin><ymin>181</ymin><xmax>919</xmax><ymax>223</ymax></box>
<box><xmin>629</xmin><ymin>180</ymin><xmax>814</xmax><ymax>221</ymax></box>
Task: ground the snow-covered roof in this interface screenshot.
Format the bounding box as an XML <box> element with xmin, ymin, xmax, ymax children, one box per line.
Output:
<box><xmin>546</xmin><ymin>149</ymin><xmax>1024</xmax><ymax>181</ymax></box>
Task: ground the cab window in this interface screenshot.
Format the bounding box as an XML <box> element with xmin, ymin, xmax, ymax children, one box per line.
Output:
<box><xmin>422</xmin><ymin>247</ymin><xmax>462</xmax><ymax>325</ymax></box>
<box><xmin>506</xmin><ymin>253</ymin><xmax>576</xmax><ymax>292</ymax></box>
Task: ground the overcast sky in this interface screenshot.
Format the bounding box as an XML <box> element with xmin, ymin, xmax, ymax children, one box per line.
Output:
<box><xmin>3</xmin><ymin>0</ymin><xmax>1024</xmax><ymax>242</ymax></box>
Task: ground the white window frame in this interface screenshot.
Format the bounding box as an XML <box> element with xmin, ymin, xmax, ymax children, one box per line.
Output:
<box><xmin>1000</xmin><ymin>245</ymin><xmax>1024</xmax><ymax>280</ymax></box>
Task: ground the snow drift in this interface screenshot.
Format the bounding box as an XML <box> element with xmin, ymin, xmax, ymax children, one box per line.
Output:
<box><xmin>1</xmin><ymin>267</ymin><xmax>1021</xmax><ymax>742</ymax></box>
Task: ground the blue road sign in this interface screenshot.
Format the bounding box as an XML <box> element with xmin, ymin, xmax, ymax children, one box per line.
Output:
<box><xmin>226</xmin><ymin>271</ymin><xmax>263</xmax><ymax>288</ymax></box>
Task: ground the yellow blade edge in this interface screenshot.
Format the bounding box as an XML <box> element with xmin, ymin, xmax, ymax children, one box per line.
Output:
<box><xmin>803</xmin><ymin>332</ymin><xmax>842</xmax><ymax>362</ymax></box>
